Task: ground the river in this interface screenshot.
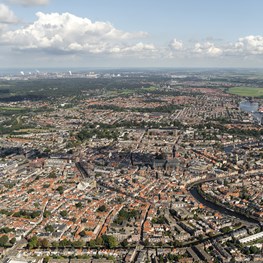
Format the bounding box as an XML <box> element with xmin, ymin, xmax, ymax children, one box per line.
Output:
<box><xmin>190</xmin><ymin>187</ymin><xmax>259</xmax><ymax>225</ymax></box>
<box><xmin>224</xmin><ymin>140</ymin><xmax>263</xmax><ymax>154</ymax></box>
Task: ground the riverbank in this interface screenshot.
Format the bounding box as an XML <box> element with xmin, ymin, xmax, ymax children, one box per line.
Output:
<box><xmin>190</xmin><ymin>186</ymin><xmax>260</xmax><ymax>225</ymax></box>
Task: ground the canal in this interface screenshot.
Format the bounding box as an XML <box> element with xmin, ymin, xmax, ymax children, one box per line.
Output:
<box><xmin>190</xmin><ymin>186</ymin><xmax>259</xmax><ymax>225</ymax></box>
<box><xmin>224</xmin><ymin>140</ymin><xmax>263</xmax><ymax>154</ymax></box>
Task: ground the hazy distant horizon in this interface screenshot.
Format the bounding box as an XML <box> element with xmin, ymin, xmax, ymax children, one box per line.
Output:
<box><xmin>1</xmin><ymin>66</ymin><xmax>263</xmax><ymax>75</ymax></box>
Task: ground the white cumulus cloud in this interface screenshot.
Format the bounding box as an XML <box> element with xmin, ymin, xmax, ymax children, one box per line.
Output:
<box><xmin>193</xmin><ymin>42</ymin><xmax>222</xmax><ymax>57</ymax></box>
<box><xmin>0</xmin><ymin>4</ymin><xmax>18</xmax><ymax>24</ymax></box>
<box><xmin>1</xmin><ymin>12</ymin><xmax>153</xmax><ymax>56</ymax></box>
<box><xmin>9</xmin><ymin>0</ymin><xmax>49</xmax><ymax>6</ymax></box>
<box><xmin>169</xmin><ymin>38</ymin><xmax>183</xmax><ymax>50</ymax></box>
<box><xmin>234</xmin><ymin>35</ymin><xmax>263</xmax><ymax>55</ymax></box>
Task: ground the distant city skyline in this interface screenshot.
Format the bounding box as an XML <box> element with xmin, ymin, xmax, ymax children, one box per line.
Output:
<box><xmin>0</xmin><ymin>0</ymin><xmax>263</xmax><ymax>68</ymax></box>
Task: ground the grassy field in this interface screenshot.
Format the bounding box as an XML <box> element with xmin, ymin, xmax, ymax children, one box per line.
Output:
<box><xmin>0</xmin><ymin>107</ymin><xmax>26</xmax><ymax>111</ymax></box>
<box><xmin>13</xmin><ymin>128</ymin><xmax>50</xmax><ymax>133</ymax></box>
<box><xmin>228</xmin><ymin>87</ymin><xmax>263</xmax><ymax>97</ymax></box>
<box><xmin>142</xmin><ymin>86</ymin><xmax>158</xmax><ymax>91</ymax></box>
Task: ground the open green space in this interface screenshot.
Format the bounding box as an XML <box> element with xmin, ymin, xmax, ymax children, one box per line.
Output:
<box><xmin>13</xmin><ymin>128</ymin><xmax>50</xmax><ymax>133</ymax></box>
<box><xmin>142</xmin><ymin>86</ymin><xmax>158</xmax><ymax>91</ymax></box>
<box><xmin>0</xmin><ymin>107</ymin><xmax>26</xmax><ymax>111</ymax></box>
<box><xmin>228</xmin><ymin>87</ymin><xmax>263</xmax><ymax>97</ymax></box>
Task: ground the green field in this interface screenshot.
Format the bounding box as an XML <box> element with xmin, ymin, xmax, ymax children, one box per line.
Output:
<box><xmin>142</xmin><ymin>86</ymin><xmax>158</xmax><ymax>91</ymax></box>
<box><xmin>0</xmin><ymin>107</ymin><xmax>26</xmax><ymax>111</ymax></box>
<box><xmin>228</xmin><ymin>87</ymin><xmax>263</xmax><ymax>97</ymax></box>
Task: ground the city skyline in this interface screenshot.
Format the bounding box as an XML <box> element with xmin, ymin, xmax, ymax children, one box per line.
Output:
<box><xmin>0</xmin><ymin>0</ymin><xmax>263</xmax><ymax>68</ymax></box>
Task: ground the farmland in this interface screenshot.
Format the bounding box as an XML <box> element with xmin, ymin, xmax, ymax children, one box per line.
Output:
<box><xmin>228</xmin><ymin>87</ymin><xmax>263</xmax><ymax>97</ymax></box>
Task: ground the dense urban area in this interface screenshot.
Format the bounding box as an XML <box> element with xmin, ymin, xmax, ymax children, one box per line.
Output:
<box><xmin>0</xmin><ymin>69</ymin><xmax>263</xmax><ymax>263</ymax></box>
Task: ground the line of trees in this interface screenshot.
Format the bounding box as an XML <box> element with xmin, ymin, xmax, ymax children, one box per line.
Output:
<box><xmin>13</xmin><ymin>210</ymin><xmax>41</xmax><ymax>219</ymax></box>
<box><xmin>0</xmin><ymin>235</ymin><xmax>16</xmax><ymax>247</ymax></box>
<box><xmin>27</xmin><ymin>234</ymin><xmax>118</xmax><ymax>249</ymax></box>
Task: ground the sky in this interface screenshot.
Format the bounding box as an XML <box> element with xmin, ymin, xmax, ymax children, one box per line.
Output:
<box><xmin>0</xmin><ymin>0</ymin><xmax>263</xmax><ymax>69</ymax></box>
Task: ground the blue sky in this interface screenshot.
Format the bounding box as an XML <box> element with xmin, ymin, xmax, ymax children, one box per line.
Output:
<box><xmin>0</xmin><ymin>0</ymin><xmax>263</xmax><ymax>68</ymax></box>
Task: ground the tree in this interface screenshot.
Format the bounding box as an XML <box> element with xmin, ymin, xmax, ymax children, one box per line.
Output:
<box><xmin>33</xmin><ymin>202</ymin><xmax>40</xmax><ymax>208</ymax></box>
<box><xmin>40</xmin><ymin>238</ymin><xmax>50</xmax><ymax>248</ymax></box>
<box><xmin>152</xmin><ymin>215</ymin><xmax>168</xmax><ymax>224</ymax></box>
<box><xmin>45</xmin><ymin>224</ymin><xmax>55</xmax><ymax>233</ymax></box>
<box><xmin>0</xmin><ymin>227</ymin><xmax>15</xmax><ymax>234</ymax></box>
<box><xmin>249</xmin><ymin>246</ymin><xmax>260</xmax><ymax>254</ymax></box>
<box><xmin>72</xmin><ymin>240</ymin><xmax>84</xmax><ymax>248</ymax></box>
<box><xmin>97</xmin><ymin>205</ymin><xmax>107</xmax><ymax>212</ymax></box>
<box><xmin>0</xmin><ymin>209</ymin><xmax>12</xmax><ymax>216</ymax></box>
<box><xmin>27</xmin><ymin>188</ymin><xmax>34</xmax><ymax>194</ymax></box>
<box><xmin>0</xmin><ymin>235</ymin><xmax>8</xmax><ymax>247</ymax></box>
<box><xmin>102</xmin><ymin>235</ymin><xmax>118</xmax><ymax>249</ymax></box>
<box><xmin>157</xmin><ymin>241</ymin><xmax>163</xmax><ymax>247</ymax></box>
<box><xmin>121</xmin><ymin>239</ymin><xmax>129</xmax><ymax>248</ymax></box>
<box><xmin>35</xmin><ymin>175</ymin><xmax>40</xmax><ymax>181</ymax></box>
<box><xmin>44</xmin><ymin>148</ymin><xmax>50</xmax><ymax>153</ymax></box>
<box><xmin>31</xmin><ymin>211</ymin><xmax>41</xmax><ymax>219</ymax></box>
<box><xmin>173</xmin><ymin>240</ymin><xmax>182</xmax><ymax>247</ymax></box>
<box><xmin>89</xmin><ymin>237</ymin><xmax>104</xmax><ymax>248</ymax></box>
<box><xmin>70</xmin><ymin>217</ymin><xmax>76</xmax><ymax>223</ymax></box>
<box><xmin>221</xmin><ymin>226</ymin><xmax>231</xmax><ymax>233</ymax></box>
<box><xmin>193</xmin><ymin>214</ymin><xmax>199</xmax><ymax>220</ymax></box>
<box><xmin>75</xmin><ymin>202</ymin><xmax>83</xmax><ymax>208</ymax></box>
<box><xmin>43</xmin><ymin>210</ymin><xmax>51</xmax><ymax>218</ymax></box>
<box><xmin>60</xmin><ymin>210</ymin><xmax>68</xmax><ymax>218</ymax></box>
<box><xmin>10</xmin><ymin>237</ymin><xmax>16</xmax><ymax>245</ymax></box>
<box><xmin>59</xmin><ymin>239</ymin><xmax>71</xmax><ymax>248</ymax></box>
<box><xmin>143</xmin><ymin>238</ymin><xmax>150</xmax><ymax>247</ymax></box>
<box><xmin>198</xmin><ymin>234</ymin><xmax>204</xmax><ymax>241</ymax></box>
<box><xmin>114</xmin><ymin>208</ymin><xmax>139</xmax><ymax>225</ymax></box>
<box><xmin>56</xmin><ymin>186</ymin><xmax>64</xmax><ymax>195</ymax></box>
<box><xmin>89</xmin><ymin>239</ymin><xmax>97</xmax><ymax>248</ymax></box>
<box><xmin>28</xmin><ymin>235</ymin><xmax>38</xmax><ymax>249</ymax></box>
<box><xmin>51</xmin><ymin>241</ymin><xmax>59</xmax><ymax>248</ymax></box>
<box><xmin>79</xmin><ymin>230</ymin><xmax>86</xmax><ymax>237</ymax></box>
<box><xmin>48</xmin><ymin>172</ymin><xmax>56</xmax><ymax>178</ymax></box>
<box><xmin>167</xmin><ymin>253</ymin><xmax>178</xmax><ymax>261</ymax></box>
